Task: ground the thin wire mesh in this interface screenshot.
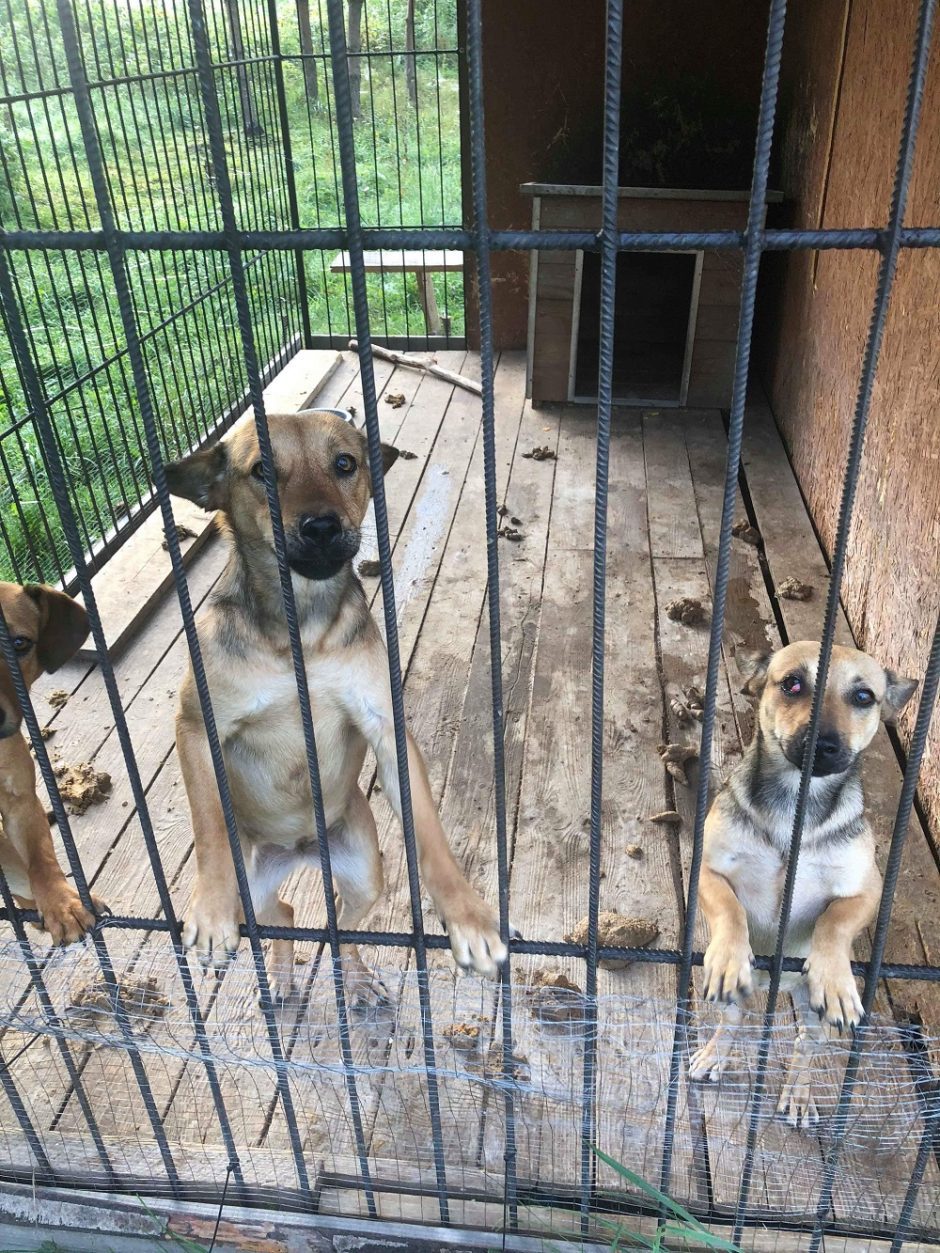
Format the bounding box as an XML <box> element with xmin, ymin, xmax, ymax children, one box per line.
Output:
<box><xmin>0</xmin><ymin>0</ymin><xmax>302</xmax><ymax>588</ymax></box>
<box><xmin>0</xmin><ymin>0</ymin><xmax>462</xmax><ymax>591</ymax></box>
<box><xmin>0</xmin><ymin>945</ymin><xmax>938</xmax><ymax>1243</ymax></box>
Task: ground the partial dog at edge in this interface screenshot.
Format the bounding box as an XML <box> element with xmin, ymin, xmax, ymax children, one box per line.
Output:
<box><xmin>688</xmin><ymin>640</ymin><xmax>918</xmax><ymax>1128</ymax></box>
<box><xmin>166</xmin><ymin>409</ymin><xmax>508</xmax><ymax>1002</ymax></box>
<box><xmin>0</xmin><ymin>581</ymin><xmax>103</xmax><ymax>943</ymax></box>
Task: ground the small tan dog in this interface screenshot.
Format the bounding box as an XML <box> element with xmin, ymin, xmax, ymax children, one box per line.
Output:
<box><xmin>0</xmin><ymin>582</ymin><xmax>101</xmax><ymax>943</ymax></box>
<box><xmin>689</xmin><ymin>641</ymin><xmax>918</xmax><ymax>1127</ymax></box>
<box><xmin>166</xmin><ymin>409</ymin><xmax>507</xmax><ymax>1002</ymax></box>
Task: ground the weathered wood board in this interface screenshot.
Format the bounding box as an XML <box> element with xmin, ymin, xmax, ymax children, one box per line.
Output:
<box><xmin>0</xmin><ymin>360</ymin><xmax>937</xmax><ymax>1242</ymax></box>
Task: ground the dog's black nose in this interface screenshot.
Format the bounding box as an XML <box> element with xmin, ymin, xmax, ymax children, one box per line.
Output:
<box><xmin>299</xmin><ymin>513</ymin><xmax>342</xmax><ymax>545</ymax></box>
<box><xmin>816</xmin><ymin>733</ymin><xmax>842</xmax><ymax>758</ymax></box>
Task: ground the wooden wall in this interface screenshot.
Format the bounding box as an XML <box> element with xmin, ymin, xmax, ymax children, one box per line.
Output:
<box><xmin>762</xmin><ymin>0</ymin><xmax>940</xmax><ymax>841</ymax></box>
<box><xmin>465</xmin><ymin>0</ymin><xmax>770</xmax><ymax>349</ymax></box>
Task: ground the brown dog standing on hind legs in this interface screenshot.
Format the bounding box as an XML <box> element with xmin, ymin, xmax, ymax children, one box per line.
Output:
<box><xmin>0</xmin><ymin>582</ymin><xmax>104</xmax><ymax>943</ymax></box>
<box><xmin>688</xmin><ymin>641</ymin><xmax>918</xmax><ymax>1127</ymax></box>
<box><xmin>166</xmin><ymin>408</ymin><xmax>509</xmax><ymax>1003</ymax></box>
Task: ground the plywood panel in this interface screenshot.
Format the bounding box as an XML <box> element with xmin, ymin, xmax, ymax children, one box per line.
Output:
<box><xmin>764</xmin><ymin>0</ymin><xmax>940</xmax><ymax>846</ymax></box>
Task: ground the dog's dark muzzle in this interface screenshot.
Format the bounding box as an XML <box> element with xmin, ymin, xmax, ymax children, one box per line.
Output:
<box><xmin>784</xmin><ymin>728</ymin><xmax>853</xmax><ymax>777</ymax></box>
<box><xmin>287</xmin><ymin>513</ymin><xmax>360</xmax><ymax>580</ymax></box>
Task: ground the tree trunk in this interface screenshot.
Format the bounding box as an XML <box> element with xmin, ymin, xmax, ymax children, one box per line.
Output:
<box><xmin>347</xmin><ymin>0</ymin><xmax>363</xmax><ymax>120</ymax></box>
<box><xmin>296</xmin><ymin>0</ymin><xmax>319</xmax><ymax>104</ymax></box>
<box><xmin>404</xmin><ymin>0</ymin><xmax>417</xmax><ymax>108</ymax></box>
<box><xmin>222</xmin><ymin>0</ymin><xmax>264</xmax><ymax>138</ymax></box>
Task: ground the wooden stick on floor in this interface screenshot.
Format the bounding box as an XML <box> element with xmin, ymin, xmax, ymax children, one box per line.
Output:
<box><xmin>348</xmin><ymin>339</ymin><xmax>483</xmax><ymax>396</ymax></box>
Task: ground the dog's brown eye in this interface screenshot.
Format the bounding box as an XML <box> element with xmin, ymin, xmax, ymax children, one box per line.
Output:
<box><xmin>11</xmin><ymin>636</ymin><xmax>31</xmax><ymax>655</ymax></box>
<box><xmin>780</xmin><ymin>674</ymin><xmax>803</xmax><ymax>696</ymax></box>
<box><xmin>853</xmin><ymin>688</ymin><xmax>876</xmax><ymax>708</ymax></box>
<box><xmin>251</xmin><ymin>461</ymin><xmax>265</xmax><ymax>481</ymax></box>
<box><xmin>335</xmin><ymin>453</ymin><xmax>356</xmax><ymax>476</ymax></box>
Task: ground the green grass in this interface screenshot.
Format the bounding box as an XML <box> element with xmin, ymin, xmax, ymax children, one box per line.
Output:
<box><xmin>0</xmin><ymin>0</ymin><xmax>463</xmax><ymax>584</ymax></box>
<box><xmin>541</xmin><ymin>1149</ymin><xmax>745</xmax><ymax>1252</ymax></box>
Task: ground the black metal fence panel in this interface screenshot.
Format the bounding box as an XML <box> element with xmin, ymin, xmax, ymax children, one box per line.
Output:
<box><xmin>0</xmin><ymin>0</ymin><xmax>938</xmax><ymax>1247</ymax></box>
<box><xmin>0</xmin><ymin>0</ymin><xmax>462</xmax><ymax>589</ymax></box>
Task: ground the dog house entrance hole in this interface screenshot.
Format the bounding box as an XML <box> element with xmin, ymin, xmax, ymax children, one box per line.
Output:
<box><xmin>572</xmin><ymin>250</ymin><xmax>700</xmax><ymax>405</ymax></box>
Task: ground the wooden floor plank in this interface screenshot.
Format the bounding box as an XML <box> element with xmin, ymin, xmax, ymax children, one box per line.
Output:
<box><xmin>159</xmin><ymin>354</ymin><xmax>479</xmax><ymax>1157</ymax></box>
<box><xmin>1</xmin><ymin>365</ymin><xmax>937</xmax><ymax>1239</ymax></box>
<box><xmin>643</xmin><ymin>408</ymin><xmax>710</xmax><ymax>561</ymax></box>
<box><xmin>494</xmin><ymin>407</ymin><xmax>689</xmax><ymax>1199</ymax></box>
<box><xmin>648</xmin><ymin>410</ymin><xmax>826</xmax><ymax>1217</ymax></box>
<box><xmin>682</xmin><ymin>408</ymin><xmax>779</xmax><ymax>745</ymax></box>
<box><xmin>7</xmin><ymin>353</ymin><xmax>394</xmax><ymax>1146</ymax></box>
<box><xmin>744</xmin><ymin>394</ymin><xmax>940</xmax><ymax>1011</ymax></box>
<box><xmin>271</xmin><ymin>355</ymin><xmax>527</xmax><ymax>1173</ymax></box>
<box><xmin>352</xmin><ymin>356</ymin><xmax>537</xmax><ymax>1188</ymax></box>
<box><xmin>743</xmin><ymin>391</ymin><xmax>940</xmax><ymax>1229</ymax></box>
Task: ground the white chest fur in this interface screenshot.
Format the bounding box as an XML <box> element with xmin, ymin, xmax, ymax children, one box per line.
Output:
<box><xmin>218</xmin><ymin>654</ymin><xmax>367</xmax><ymax>844</ymax></box>
<box><xmin>709</xmin><ymin>818</ymin><xmax>875</xmax><ymax>957</ymax></box>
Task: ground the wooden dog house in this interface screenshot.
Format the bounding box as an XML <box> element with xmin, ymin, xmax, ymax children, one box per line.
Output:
<box><xmin>523</xmin><ymin>183</ymin><xmax>781</xmax><ymax>407</ymax></box>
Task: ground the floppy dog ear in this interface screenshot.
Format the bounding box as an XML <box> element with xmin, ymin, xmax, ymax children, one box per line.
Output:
<box><xmin>737</xmin><ymin>649</ymin><xmax>771</xmax><ymax>697</ymax></box>
<box><xmin>353</xmin><ymin>426</ymin><xmax>398</xmax><ymax>478</ymax></box>
<box><xmin>24</xmin><ymin>585</ymin><xmax>90</xmax><ymax>672</ymax></box>
<box><xmin>164</xmin><ymin>443</ymin><xmax>229</xmax><ymax>511</ymax></box>
<box><xmin>883</xmin><ymin>669</ymin><xmax>918</xmax><ymax>720</ymax></box>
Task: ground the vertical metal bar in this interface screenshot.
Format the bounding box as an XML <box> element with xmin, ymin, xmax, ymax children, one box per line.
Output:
<box><xmin>890</xmin><ymin>1086</ymin><xmax>940</xmax><ymax>1253</ymax></box>
<box><xmin>0</xmin><ymin>241</ymin><xmax>248</xmax><ymax>1193</ymax></box>
<box><xmin>465</xmin><ymin>0</ymin><xmax>517</xmax><ymax>1228</ymax></box>
<box><xmin>0</xmin><ymin>759</ymin><xmax>115</xmax><ymax>1182</ymax></box>
<box><xmin>580</xmin><ymin>0</ymin><xmax>623</xmax><ymax>1229</ymax></box>
<box><xmin>0</xmin><ymin>249</ymin><xmax>182</xmax><ymax>1197</ymax></box>
<box><xmin>731</xmin><ymin>0</ymin><xmax>936</xmax><ymax>1241</ymax></box>
<box><xmin>381</xmin><ymin>0</ymin><xmax>411</xmax><ymax>344</ymax></box>
<box><xmin>37</xmin><ymin>0</ymin><xmax>297</xmax><ymax>1197</ymax></box>
<box><xmin>87</xmin><ymin>0</ymin><xmax>205</xmax><ymax>463</ymax></box>
<box><xmin>658</xmin><ymin>0</ymin><xmax>787</xmax><ymax>1208</ymax></box>
<box><xmin>265</xmin><ymin>0</ymin><xmax>313</xmax><ymax>348</ymax></box>
<box><xmin>808</xmin><ymin>613</ymin><xmax>940</xmax><ymax>1249</ymax></box>
<box><xmin>183</xmin><ymin>0</ymin><xmax>374</xmax><ymax>1211</ymax></box>
<box><xmin>0</xmin><ymin>984</ymin><xmax>57</xmax><ymax>1181</ymax></box>
<box><xmin>324</xmin><ymin>0</ymin><xmax>451</xmax><ymax>1222</ymax></box>
<box><xmin>0</xmin><ymin>389</ymin><xmax>65</xmax><ymax>585</ymax></box>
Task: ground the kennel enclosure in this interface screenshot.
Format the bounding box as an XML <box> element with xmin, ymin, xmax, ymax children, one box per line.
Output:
<box><xmin>523</xmin><ymin>184</ymin><xmax>783</xmax><ymax>408</ymax></box>
<box><xmin>0</xmin><ymin>0</ymin><xmax>939</xmax><ymax>1248</ymax></box>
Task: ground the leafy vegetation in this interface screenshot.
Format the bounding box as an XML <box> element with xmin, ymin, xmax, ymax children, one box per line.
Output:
<box><xmin>0</xmin><ymin>0</ymin><xmax>462</xmax><ymax>583</ymax></box>
<box><xmin>542</xmin><ymin>1149</ymin><xmax>745</xmax><ymax>1252</ymax></box>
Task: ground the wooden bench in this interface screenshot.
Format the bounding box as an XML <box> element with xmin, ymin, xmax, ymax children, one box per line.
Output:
<box><xmin>329</xmin><ymin>249</ymin><xmax>463</xmax><ymax>335</ymax></box>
